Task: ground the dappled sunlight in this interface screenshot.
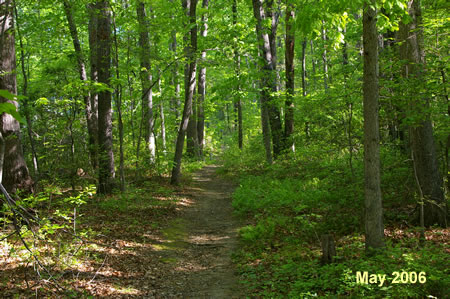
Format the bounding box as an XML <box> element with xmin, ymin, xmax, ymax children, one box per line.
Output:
<box><xmin>188</xmin><ymin>234</ymin><xmax>231</xmax><ymax>244</ymax></box>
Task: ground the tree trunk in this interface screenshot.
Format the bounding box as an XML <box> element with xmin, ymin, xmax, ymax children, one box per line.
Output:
<box><xmin>112</xmin><ymin>7</ymin><xmax>125</xmax><ymax>191</ymax></box>
<box><xmin>284</xmin><ymin>2</ymin><xmax>295</xmax><ymax>152</ymax></box>
<box><xmin>197</xmin><ymin>0</ymin><xmax>209</xmax><ymax>156</ymax></box>
<box><xmin>310</xmin><ymin>40</ymin><xmax>316</xmax><ymax>90</ymax></box>
<box><xmin>136</xmin><ymin>1</ymin><xmax>156</xmax><ymax>163</ymax></box>
<box><xmin>186</xmin><ymin>90</ymin><xmax>199</xmax><ymax>157</ymax></box>
<box><xmin>171</xmin><ymin>0</ymin><xmax>197</xmax><ymax>185</ymax></box>
<box><xmin>14</xmin><ymin>3</ymin><xmax>39</xmax><ymax>177</ymax></box>
<box><xmin>301</xmin><ymin>39</ymin><xmax>307</xmax><ymax>97</ymax></box>
<box><xmin>87</xmin><ymin>2</ymin><xmax>99</xmax><ymax>167</ymax></box>
<box><xmin>232</xmin><ymin>0</ymin><xmax>243</xmax><ymax>150</ymax></box>
<box><xmin>0</xmin><ymin>0</ymin><xmax>33</xmax><ymax>194</ymax></box>
<box><xmin>322</xmin><ymin>21</ymin><xmax>329</xmax><ymax>91</ymax></box>
<box><xmin>399</xmin><ymin>0</ymin><xmax>446</xmax><ymax>227</ymax></box>
<box><xmin>363</xmin><ymin>1</ymin><xmax>384</xmax><ymax>251</ymax></box>
<box><xmin>64</xmin><ymin>0</ymin><xmax>97</xmax><ymax>171</ymax></box>
<box><xmin>94</xmin><ymin>1</ymin><xmax>115</xmax><ymax>194</ymax></box>
<box><xmin>169</xmin><ymin>28</ymin><xmax>181</xmax><ymax>134</ymax></box>
<box><xmin>252</xmin><ymin>0</ymin><xmax>282</xmax><ymax>158</ymax></box>
<box><xmin>185</xmin><ymin>0</ymin><xmax>200</xmax><ymax>159</ymax></box>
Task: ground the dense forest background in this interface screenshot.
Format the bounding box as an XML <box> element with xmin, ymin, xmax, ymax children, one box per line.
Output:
<box><xmin>0</xmin><ymin>0</ymin><xmax>448</xmax><ymax>297</ymax></box>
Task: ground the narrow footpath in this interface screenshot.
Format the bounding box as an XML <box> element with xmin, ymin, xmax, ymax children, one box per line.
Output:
<box><xmin>152</xmin><ymin>165</ymin><xmax>242</xmax><ymax>298</ymax></box>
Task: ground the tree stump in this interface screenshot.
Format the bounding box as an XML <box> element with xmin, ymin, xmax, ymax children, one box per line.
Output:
<box><xmin>320</xmin><ymin>234</ymin><xmax>336</xmax><ymax>265</ymax></box>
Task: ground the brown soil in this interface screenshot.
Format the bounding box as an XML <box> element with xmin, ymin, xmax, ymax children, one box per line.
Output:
<box><xmin>147</xmin><ymin>165</ymin><xmax>242</xmax><ymax>298</ymax></box>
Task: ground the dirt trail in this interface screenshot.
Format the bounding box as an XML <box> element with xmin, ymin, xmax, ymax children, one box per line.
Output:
<box><xmin>153</xmin><ymin>165</ymin><xmax>242</xmax><ymax>298</ymax></box>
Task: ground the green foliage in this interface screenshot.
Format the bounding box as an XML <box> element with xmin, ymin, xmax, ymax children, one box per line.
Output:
<box><xmin>0</xmin><ymin>90</ymin><xmax>25</xmax><ymax>123</ymax></box>
<box><xmin>226</xmin><ymin>143</ymin><xmax>447</xmax><ymax>297</ymax></box>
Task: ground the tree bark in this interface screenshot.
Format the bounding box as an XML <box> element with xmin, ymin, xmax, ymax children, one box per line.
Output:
<box><xmin>232</xmin><ymin>0</ymin><xmax>243</xmax><ymax>150</ymax></box>
<box><xmin>399</xmin><ymin>0</ymin><xmax>446</xmax><ymax>227</ymax></box>
<box><xmin>94</xmin><ymin>1</ymin><xmax>115</xmax><ymax>194</ymax></box>
<box><xmin>363</xmin><ymin>1</ymin><xmax>384</xmax><ymax>251</ymax></box>
<box><xmin>322</xmin><ymin>21</ymin><xmax>329</xmax><ymax>91</ymax></box>
<box><xmin>197</xmin><ymin>0</ymin><xmax>209</xmax><ymax>156</ymax></box>
<box><xmin>185</xmin><ymin>0</ymin><xmax>200</xmax><ymax>159</ymax></box>
<box><xmin>87</xmin><ymin>2</ymin><xmax>99</xmax><ymax>165</ymax></box>
<box><xmin>111</xmin><ymin>7</ymin><xmax>125</xmax><ymax>191</ymax></box>
<box><xmin>310</xmin><ymin>40</ymin><xmax>316</xmax><ymax>90</ymax></box>
<box><xmin>284</xmin><ymin>1</ymin><xmax>295</xmax><ymax>152</ymax></box>
<box><xmin>171</xmin><ymin>0</ymin><xmax>197</xmax><ymax>185</ymax></box>
<box><xmin>301</xmin><ymin>39</ymin><xmax>307</xmax><ymax>97</ymax></box>
<box><xmin>252</xmin><ymin>0</ymin><xmax>282</xmax><ymax>158</ymax></box>
<box><xmin>63</xmin><ymin>0</ymin><xmax>97</xmax><ymax>171</ymax></box>
<box><xmin>136</xmin><ymin>1</ymin><xmax>156</xmax><ymax>163</ymax></box>
<box><xmin>169</xmin><ymin>28</ymin><xmax>181</xmax><ymax>134</ymax></box>
<box><xmin>0</xmin><ymin>0</ymin><xmax>33</xmax><ymax>194</ymax></box>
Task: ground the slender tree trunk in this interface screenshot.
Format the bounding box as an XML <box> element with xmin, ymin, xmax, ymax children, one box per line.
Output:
<box><xmin>126</xmin><ymin>34</ymin><xmax>136</xmax><ymax>149</ymax></box>
<box><xmin>170</xmin><ymin>29</ymin><xmax>181</xmax><ymax>134</ymax></box>
<box><xmin>303</xmin><ymin>39</ymin><xmax>310</xmax><ymax>137</ymax></box>
<box><xmin>197</xmin><ymin>0</ymin><xmax>209</xmax><ymax>156</ymax></box>
<box><xmin>185</xmin><ymin>0</ymin><xmax>201</xmax><ymax>159</ymax></box>
<box><xmin>14</xmin><ymin>4</ymin><xmax>39</xmax><ymax>177</ymax></box>
<box><xmin>322</xmin><ymin>21</ymin><xmax>329</xmax><ymax>91</ymax></box>
<box><xmin>186</xmin><ymin>91</ymin><xmax>199</xmax><ymax>157</ymax></box>
<box><xmin>157</xmin><ymin>72</ymin><xmax>166</xmax><ymax>154</ymax></box>
<box><xmin>136</xmin><ymin>1</ymin><xmax>156</xmax><ymax>163</ymax></box>
<box><xmin>0</xmin><ymin>0</ymin><xmax>33</xmax><ymax>193</ymax></box>
<box><xmin>66</xmin><ymin>109</ymin><xmax>77</xmax><ymax>191</ymax></box>
<box><xmin>95</xmin><ymin>1</ymin><xmax>115</xmax><ymax>194</ymax></box>
<box><xmin>363</xmin><ymin>0</ymin><xmax>384</xmax><ymax>251</ymax></box>
<box><xmin>112</xmin><ymin>7</ymin><xmax>125</xmax><ymax>191</ymax></box>
<box><xmin>301</xmin><ymin>39</ymin><xmax>307</xmax><ymax>97</ymax></box>
<box><xmin>64</xmin><ymin>0</ymin><xmax>97</xmax><ymax>171</ymax></box>
<box><xmin>284</xmin><ymin>1</ymin><xmax>295</xmax><ymax>152</ymax></box>
<box><xmin>252</xmin><ymin>0</ymin><xmax>282</xmax><ymax>158</ymax></box>
<box><xmin>260</xmin><ymin>87</ymin><xmax>273</xmax><ymax>164</ymax></box>
<box><xmin>87</xmin><ymin>2</ymin><xmax>99</xmax><ymax>164</ymax></box>
<box><xmin>343</xmin><ymin>28</ymin><xmax>354</xmax><ymax>176</ymax></box>
<box><xmin>310</xmin><ymin>40</ymin><xmax>316</xmax><ymax>90</ymax></box>
<box><xmin>441</xmin><ymin>69</ymin><xmax>450</xmax><ymax>192</ymax></box>
<box><xmin>399</xmin><ymin>0</ymin><xmax>446</xmax><ymax>227</ymax></box>
<box><xmin>232</xmin><ymin>0</ymin><xmax>243</xmax><ymax>150</ymax></box>
<box><xmin>171</xmin><ymin>0</ymin><xmax>197</xmax><ymax>185</ymax></box>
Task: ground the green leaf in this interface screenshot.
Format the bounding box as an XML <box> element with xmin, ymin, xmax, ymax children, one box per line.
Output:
<box><xmin>0</xmin><ymin>102</ymin><xmax>25</xmax><ymax>124</ymax></box>
<box><xmin>0</xmin><ymin>89</ymin><xmax>16</xmax><ymax>101</ymax></box>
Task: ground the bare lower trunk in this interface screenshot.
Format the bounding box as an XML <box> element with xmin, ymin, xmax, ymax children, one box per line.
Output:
<box><xmin>171</xmin><ymin>0</ymin><xmax>197</xmax><ymax>185</ymax></box>
<box><xmin>95</xmin><ymin>1</ymin><xmax>115</xmax><ymax>194</ymax></box>
<box><xmin>252</xmin><ymin>0</ymin><xmax>282</xmax><ymax>159</ymax></box>
<box><xmin>399</xmin><ymin>0</ymin><xmax>446</xmax><ymax>227</ymax></box>
<box><xmin>301</xmin><ymin>39</ymin><xmax>307</xmax><ymax>97</ymax></box>
<box><xmin>232</xmin><ymin>0</ymin><xmax>242</xmax><ymax>150</ymax></box>
<box><xmin>186</xmin><ymin>92</ymin><xmax>199</xmax><ymax>157</ymax></box>
<box><xmin>284</xmin><ymin>2</ymin><xmax>295</xmax><ymax>151</ymax></box>
<box><xmin>170</xmin><ymin>29</ymin><xmax>181</xmax><ymax>134</ymax></box>
<box><xmin>88</xmin><ymin>3</ymin><xmax>99</xmax><ymax>169</ymax></box>
<box><xmin>322</xmin><ymin>21</ymin><xmax>329</xmax><ymax>91</ymax></box>
<box><xmin>0</xmin><ymin>0</ymin><xmax>33</xmax><ymax>193</ymax></box>
<box><xmin>197</xmin><ymin>0</ymin><xmax>208</xmax><ymax>156</ymax></box>
<box><xmin>137</xmin><ymin>1</ymin><xmax>155</xmax><ymax>163</ymax></box>
<box><xmin>363</xmin><ymin>1</ymin><xmax>384</xmax><ymax>251</ymax></box>
<box><xmin>112</xmin><ymin>9</ymin><xmax>125</xmax><ymax>191</ymax></box>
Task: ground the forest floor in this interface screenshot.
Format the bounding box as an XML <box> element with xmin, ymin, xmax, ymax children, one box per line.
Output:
<box><xmin>0</xmin><ymin>165</ymin><xmax>243</xmax><ymax>298</ymax></box>
<box><xmin>146</xmin><ymin>165</ymin><xmax>242</xmax><ymax>298</ymax></box>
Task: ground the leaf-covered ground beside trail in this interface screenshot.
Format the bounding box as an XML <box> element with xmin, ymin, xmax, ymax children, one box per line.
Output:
<box><xmin>0</xmin><ymin>166</ymin><xmax>242</xmax><ymax>298</ymax></box>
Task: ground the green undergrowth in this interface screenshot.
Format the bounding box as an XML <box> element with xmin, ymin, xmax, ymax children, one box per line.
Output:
<box><xmin>222</xmin><ymin>143</ymin><xmax>449</xmax><ymax>297</ymax></box>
